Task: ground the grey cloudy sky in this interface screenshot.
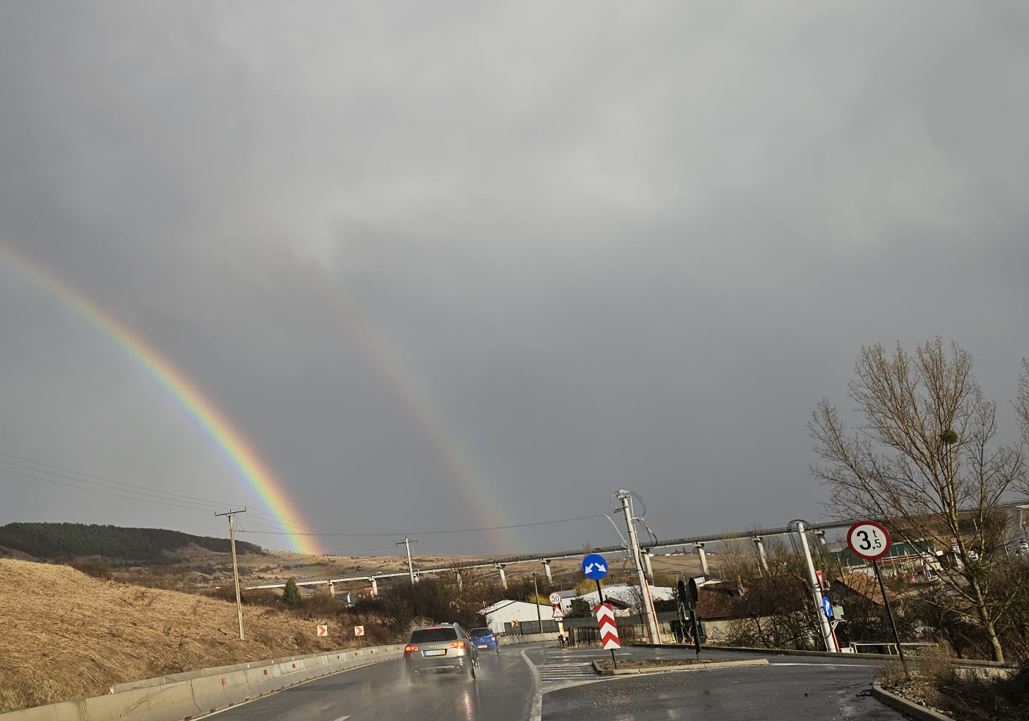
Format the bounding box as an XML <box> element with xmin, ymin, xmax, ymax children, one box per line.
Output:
<box><xmin>1</xmin><ymin>1</ymin><xmax>1027</xmax><ymax>556</ymax></box>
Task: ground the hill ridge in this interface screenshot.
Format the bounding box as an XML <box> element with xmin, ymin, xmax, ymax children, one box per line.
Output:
<box><xmin>0</xmin><ymin>522</ymin><xmax>264</xmax><ymax>561</ymax></box>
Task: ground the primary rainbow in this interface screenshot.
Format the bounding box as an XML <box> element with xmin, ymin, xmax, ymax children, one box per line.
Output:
<box><xmin>0</xmin><ymin>243</ymin><xmax>319</xmax><ymax>555</ymax></box>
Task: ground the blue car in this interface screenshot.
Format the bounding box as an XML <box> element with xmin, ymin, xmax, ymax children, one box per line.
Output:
<box><xmin>470</xmin><ymin>627</ymin><xmax>500</xmax><ymax>653</ymax></box>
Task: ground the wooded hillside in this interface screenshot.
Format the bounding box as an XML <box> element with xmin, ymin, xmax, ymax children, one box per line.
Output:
<box><xmin>0</xmin><ymin>523</ymin><xmax>263</xmax><ymax>561</ymax></box>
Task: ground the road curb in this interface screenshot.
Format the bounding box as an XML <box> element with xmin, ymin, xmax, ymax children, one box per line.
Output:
<box><xmin>871</xmin><ymin>682</ymin><xmax>956</xmax><ymax>721</ymax></box>
<box><xmin>629</xmin><ymin>643</ymin><xmax>1013</xmax><ymax>670</ymax></box>
<box><xmin>591</xmin><ymin>658</ymin><xmax>769</xmax><ymax>676</ymax></box>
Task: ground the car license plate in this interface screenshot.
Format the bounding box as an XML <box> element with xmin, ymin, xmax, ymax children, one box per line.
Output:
<box><xmin>423</xmin><ymin>649</ymin><xmax>445</xmax><ymax>656</ymax></box>
<box><xmin>476</xmin><ymin>644</ymin><xmax>487</xmax><ymax>648</ymax></box>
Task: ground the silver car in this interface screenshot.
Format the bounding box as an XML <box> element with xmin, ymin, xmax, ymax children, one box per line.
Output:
<box><xmin>403</xmin><ymin>623</ymin><xmax>479</xmax><ymax>681</ymax></box>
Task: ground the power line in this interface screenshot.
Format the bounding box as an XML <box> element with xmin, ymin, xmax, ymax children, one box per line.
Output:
<box><xmin>0</xmin><ymin>465</ymin><xmax>216</xmax><ymax>512</ymax></box>
<box><xmin>0</xmin><ymin>449</ymin><xmax>604</xmax><ymax>543</ymax></box>
<box><xmin>0</xmin><ymin>459</ymin><xmax>227</xmax><ymax>512</ymax></box>
<box><xmin>237</xmin><ymin>513</ymin><xmax>606</xmax><ymax>538</ymax></box>
<box><xmin>0</xmin><ymin>450</ymin><xmax>304</xmax><ymax>529</ymax></box>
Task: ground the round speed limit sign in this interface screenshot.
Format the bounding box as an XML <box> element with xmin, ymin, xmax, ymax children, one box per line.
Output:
<box><xmin>846</xmin><ymin>521</ymin><xmax>892</xmax><ymax>561</ymax></box>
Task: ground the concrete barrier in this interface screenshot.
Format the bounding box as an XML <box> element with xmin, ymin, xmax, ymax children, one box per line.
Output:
<box><xmin>82</xmin><ymin>680</ymin><xmax>202</xmax><ymax>721</ymax></box>
<box><xmin>190</xmin><ymin>674</ymin><xmax>233</xmax><ymax>716</ymax></box>
<box><xmin>0</xmin><ymin>703</ymin><xmax>83</xmax><ymax>721</ymax></box>
<box><xmin>0</xmin><ymin>645</ymin><xmax>404</xmax><ymax>721</ymax></box>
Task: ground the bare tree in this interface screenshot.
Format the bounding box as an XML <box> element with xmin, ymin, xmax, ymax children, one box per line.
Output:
<box><xmin>716</xmin><ymin>537</ymin><xmax>757</xmax><ymax>582</ymax></box>
<box><xmin>810</xmin><ymin>339</ymin><xmax>1023</xmax><ymax>662</ymax></box>
<box><xmin>1019</xmin><ymin>359</ymin><xmax>1029</xmax><ymax>478</ymax></box>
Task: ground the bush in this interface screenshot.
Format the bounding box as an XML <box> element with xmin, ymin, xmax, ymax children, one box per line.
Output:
<box><xmin>70</xmin><ymin>558</ymin><xmax>113</xmax><ymax>580</ymax></box>
<box><xmin>282</xmin><ymin>578</ymin><xmax>302</xmax><ymax>607</ymax></box>
<box><xmin>918</xmin><ymin>644</ymin><xmax>956</xmax><ymax>687</ymax></box>
<box><xmin>877</xmin><ymin>659</ymin><xmax>908</xmax><ymax>688</ymax></box>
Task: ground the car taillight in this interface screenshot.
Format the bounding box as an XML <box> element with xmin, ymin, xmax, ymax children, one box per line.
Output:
<box><xmin>449</xmin><ymin>641</ymin><xmax>466</xmax><ymax>649</ymax></box>
<box><xmin>404</xmin><ymin>644</ymin><xmax>419</xmax><ymax>653</ymax></box>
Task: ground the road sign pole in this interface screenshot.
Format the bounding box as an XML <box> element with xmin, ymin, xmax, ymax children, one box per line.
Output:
<box><xmin>846</xmin><ymin>520</ymin><xmax>906</xmax><ymax>674</ymax></box>
<box><xmin>873</xmin><ymin>559</ymin><xmax>909</xmax><ymax>678</ymax></box>
<box><xmin>594</xmin><ymin>581</ymin><xmax>616</xmax><ymax>666</ymax></box>
<box><xmin>593</xmin><ymin>578</ymin><xmax>613</xmax><ymax>662</ymax></box>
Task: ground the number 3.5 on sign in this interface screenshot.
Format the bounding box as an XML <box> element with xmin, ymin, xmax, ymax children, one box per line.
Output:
<box><xmin>846</xmin><ymin>521</ymin><xmax>892</xmax><ymax>561</ymax></box>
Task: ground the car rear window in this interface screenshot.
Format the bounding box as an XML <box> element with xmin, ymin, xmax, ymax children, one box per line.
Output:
<box><xmin>410</xmin><ymin>628</ymin><xmax>459</xmax><ymax>643</ymax></box>
<box><xmin>470</xmin><ymin>628</ymin><xmax>492</xmax><ymax>637</ymax></box>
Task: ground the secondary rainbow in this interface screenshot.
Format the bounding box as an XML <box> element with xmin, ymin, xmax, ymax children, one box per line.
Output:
<box><xmin>356</xmin><ymin>321</ymin><xmax>524</xmax><ymax>549</ymax></box>
<box><xmin>315</xmin><ymin>277</ymin><xmax>525</xmax><ymax>551</ymax></box>
<box><xmin>0</xmin><ymin>243</ymin><xmax>319</xmax><ymax>554</ymax></box>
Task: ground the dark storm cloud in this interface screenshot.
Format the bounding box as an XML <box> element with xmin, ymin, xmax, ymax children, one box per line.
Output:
<box><xmin>1</xmin><ymin>1</ymin><xmax>1028</xmax><ymax>554</ymax></box>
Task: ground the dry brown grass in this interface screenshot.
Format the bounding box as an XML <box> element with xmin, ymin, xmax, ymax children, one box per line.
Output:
<box><xmin>0</xmin><ymin>559</ymin><xmax>360</xmax><ymax>713</ymax></box>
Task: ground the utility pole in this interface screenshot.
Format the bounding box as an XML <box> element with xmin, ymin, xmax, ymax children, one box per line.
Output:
<box><xmin>532</xmin><ymin>572</ymin><xmax>544</xmax><ymax>634</ymax></box>
<box><xmin>215</xmin><ymin>508</ymin><xmax>246</xmax><ymax>641</ymax></box>
<box><xmin>616</xmin><ymin>490</ymin><xmax>661</xmax><ymax>644</ymax></box>
<box><xmin>397</xmin><ymin>536</ymin><xmax>417</xmax><ymax>585</ymax></box>
<box><xmin>793</xmin><ymin>520</ymin><xmax>838</xmax><ymax>653</ymax></box>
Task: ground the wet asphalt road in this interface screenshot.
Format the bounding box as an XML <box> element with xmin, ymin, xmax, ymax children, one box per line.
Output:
<box><xmin>209</xmin><ymin>647</ymin><xmax>535</xmax><ymax>721</ymax></box>
<box><xmin>205</xmin><ymin>645</ymin><xmax>908</xmax><ymax>721</ymax></box>
<box><xmin>536</xmin><ymin>646</ymin><xmax>907</xmax><ymax>721</ymax></box>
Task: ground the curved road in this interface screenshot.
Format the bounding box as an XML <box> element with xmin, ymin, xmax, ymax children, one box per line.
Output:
<box><xmin>208</xmin><ymin>648</ymin><xmax>536</xmax><ymax>721</ymax></box>
<box><xmin>532</xmin><ymin>646</ymin><xmax>906</xmax><ymax>721</ymax></box>
<box><xmin>204</xmin><ymin>645</ymin><xmax>907</xmax><ymax>721</ymax></box>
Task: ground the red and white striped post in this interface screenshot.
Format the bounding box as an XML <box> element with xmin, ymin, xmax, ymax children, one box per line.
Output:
<box><xmin>594</xmin><ymin>603</ymin><xmax>620</xmax><ymax>668</ymax></box>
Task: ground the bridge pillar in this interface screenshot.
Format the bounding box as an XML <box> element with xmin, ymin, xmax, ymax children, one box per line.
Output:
<box><xmin>695</xmin><ymin>542</ymin><xmax>710</xmax><ymax>577</ymax></box>
<box><xmin>753</xmin><ymin>537</ymin><xmax>769</xmax><ymax>573</ymax></box>
<box><xmin>543</xmin><ymin>560</ymin><xmax>553</xmax><ymax>586</ymax></box>
<box><xmin>370</xmin><ymin>578</ymin><xmax>378</xmax><ymax>597</ymax></box>
<box><xmin>496</xmin><ymin>564</ymin><xmax>508</xmax><ymax>590</ymax></box>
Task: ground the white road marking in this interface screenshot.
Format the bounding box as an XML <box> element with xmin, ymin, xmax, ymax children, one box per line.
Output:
<box><xmin>332</xmin><ymin>716</ymin><xmax>351</xmax><ymax>721</ymax></box>
<box><xmin>519</xmin><ymin>648</ymin><xmax>542</xmax><ymax>721</ymax></box>
<box><xmin>772</xmin><ymin>662</ymin><xmax>879</xmax><ymax>668</ymax></box>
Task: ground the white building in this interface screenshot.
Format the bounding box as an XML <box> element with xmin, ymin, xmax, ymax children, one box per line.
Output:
<box><xmin>479</xmin><ymin>600</ymin><xmax>554</xmax><ymax>634</ymax></box>
<box><xmin>559</xmin><ymin>583</ymin><xmax>675</xmax><ymax>616</ymax></box>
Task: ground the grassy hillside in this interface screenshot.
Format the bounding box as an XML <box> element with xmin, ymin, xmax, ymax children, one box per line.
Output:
<box><xmin>0</xmin><ymin>522</ymin><xmax>263</xmax><ymax>561</ymax></box>
<box><xmin>0</xmin><ymin>559</ymin><xmax>364</xmax><ymax>713</ymax></box>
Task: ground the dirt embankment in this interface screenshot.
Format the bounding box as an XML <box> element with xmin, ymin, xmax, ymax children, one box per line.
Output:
<box><xmin>0</xmin><ymin>559</ymin><xmax>352</xmax><ymax>713</ymax></box>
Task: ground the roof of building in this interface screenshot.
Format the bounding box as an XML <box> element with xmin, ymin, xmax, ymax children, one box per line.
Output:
<box><xmin>479</xmin><ymin>599</ymin><xmax>550</xmax><ymax>616</ymax></box>
<box><xmin>560</xmin><ymin>583</ymin><xmax>675</xmax><ymax>611</ymax></box>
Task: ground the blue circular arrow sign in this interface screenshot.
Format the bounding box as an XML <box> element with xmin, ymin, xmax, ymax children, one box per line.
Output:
<box><xmin>581</xmin><ymin>553</ymin><xmax>609</xmax><ymax>580</ymax></box>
